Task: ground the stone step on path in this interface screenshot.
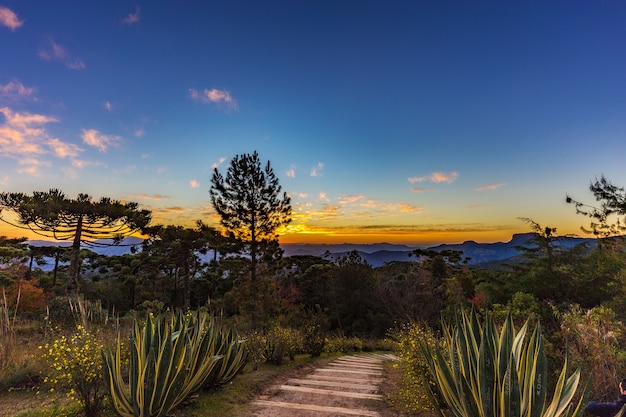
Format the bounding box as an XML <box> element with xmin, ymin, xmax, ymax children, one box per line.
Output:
<box><xmin>251</xmin><ymin>353</ymin><xmax>398</xmax><ymax>417</ymax></box>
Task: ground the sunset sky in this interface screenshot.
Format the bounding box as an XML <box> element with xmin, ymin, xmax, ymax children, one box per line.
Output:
<box><xmin>1</xmin><ymin>1</ymin><xmax>626</xmax><ymax>246</ymax></box>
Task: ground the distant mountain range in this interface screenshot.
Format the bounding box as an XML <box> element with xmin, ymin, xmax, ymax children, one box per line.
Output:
<box><xmin>28</xmin><ymin>233</ymin><xmax>597</xmax><ymax>269</ymax></box>
<box><xmin>281</xmin><ymin>233</ymin><xmax>597</xmax><ymax>267</ymax></box>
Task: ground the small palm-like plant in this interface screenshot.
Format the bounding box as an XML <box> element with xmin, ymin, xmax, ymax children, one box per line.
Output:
<box><xmin>102</xmin><ymin>310</ymin><xmax>246</xmax><ymax>417</ymax></box>
<box><xmin>420</xmin><ymin>309</ymin><xmax>583</xmax><ymax>417</ymax></box>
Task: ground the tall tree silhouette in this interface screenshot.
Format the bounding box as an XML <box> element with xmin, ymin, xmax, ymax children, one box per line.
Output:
<box><xmin>0</xmin><ymin>189</ymin><xmax>151</xmax><ymax>295</ymax></box>
<box><xmin>210</xmin><ymin>151</ymin><xmax>291</xmax><ymax>327</ymax></box>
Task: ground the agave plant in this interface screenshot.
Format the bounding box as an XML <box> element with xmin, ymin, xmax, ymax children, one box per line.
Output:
<box><xmin>102</xmin><ymin>310</ymin><xmax>246</xmax><ymax>417</ymax></box>
<box><xmin>419</xmin><ymin>309</ymin><xmax>583</xmax><ymax>417</ymax></box>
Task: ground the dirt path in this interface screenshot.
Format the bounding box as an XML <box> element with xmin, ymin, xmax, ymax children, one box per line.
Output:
<box><xmin>247</xmin><ymin>353</ymin><xmax>398</xmax><ymax>417</ymax></box>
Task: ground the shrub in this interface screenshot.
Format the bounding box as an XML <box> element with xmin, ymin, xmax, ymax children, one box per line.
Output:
<box><xmin>558</xmin><ymin>305</ymin><xmax>626</xmax><ymax>400</ymax></box>
<box><xmin>247</xmin><ymin>325</ymin><xmax>303</xmax><ymax>365</ymax></box>
<box><xmin>391</xmin><ymin>322</ymin><xmax>442</xmax><ymax>414</ymax></box>
<box><xmin>302</xmin><ymin>323</ymin><xmax>325</xmax><ymax>358</ymax></box>
<box><xmin>324</xmin><ymin>336</ymin><xmax>364</xmax><ymax>354</ymax></box>
<box><xmin>40</xmin><ymin>326</ymin><xmax>107</xmax><ymax>417</ymax></box>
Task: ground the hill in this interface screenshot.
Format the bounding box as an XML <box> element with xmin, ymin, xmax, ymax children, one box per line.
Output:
<box><xmin>26</xmin><ymin>234</ymin><xmax>596</xmax><ymax>269</ymax></box>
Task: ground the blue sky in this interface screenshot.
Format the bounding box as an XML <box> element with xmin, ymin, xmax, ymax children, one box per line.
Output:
<box><xmin>1</xmin><ymin>1</ymin><xmax>626</xmax><ymax>245</ymax></box>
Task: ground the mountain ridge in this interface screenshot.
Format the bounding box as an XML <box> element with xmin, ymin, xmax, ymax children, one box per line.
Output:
<box><xmin>27</xmin><ymin>233</ymin><xmax>597</xmax><ymax>268</ymax></box>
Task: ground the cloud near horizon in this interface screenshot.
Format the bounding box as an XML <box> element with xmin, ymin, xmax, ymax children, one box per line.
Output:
<box><xmin>189</xmin><ymin>179</ymin><xmax>200</xmax><ymax>188</ymax></box>
<box><xmin>411</xmin><ymin>186</ymin><xmax>437</xmax><ymax>193</ymax></box>
<box><xmin>81</xmin><ymin>129</ymin><xmax>122</xmax><ymax>152</ymax></box>
<box><xmin>189</xmin><ymin>88</ymin><xmax>237</xmax><ymax>110</ymax></box>
<box><xmin>0</xmin><ymin>6</ymin><xmax>23</xmax><ymax>31</ymax></box>
<box><xmin>474</xmin><ymin>182</ymin><xmax>506</xmax><ymax>191</ymax></box>
<box><xmin>38</xmin><ymin>39</ymin><xmax>85</xmax><ymax>70</ymax></box>
<box><xmin>408</xmin><ymin>171</ymin><xmax>459</xmax><ymax>184</ymax></box>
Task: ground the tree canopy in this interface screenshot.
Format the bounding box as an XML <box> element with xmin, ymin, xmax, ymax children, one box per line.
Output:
<box><xmin>0</xmin><ymin>189</ymin><xmax>151</xmax><ymax>295</ymax></box>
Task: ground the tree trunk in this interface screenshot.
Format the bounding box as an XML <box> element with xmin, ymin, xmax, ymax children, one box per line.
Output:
<box><xmin>67</xmin><ymin>217</ymin><xmax>83</xmax><ymax>296</ymax></box>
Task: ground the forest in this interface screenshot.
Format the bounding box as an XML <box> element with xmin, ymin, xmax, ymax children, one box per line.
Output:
<box><xmin>1</xmin><ymin>152</ymin><xmax>626</xmax><ymax>417</ymax></box>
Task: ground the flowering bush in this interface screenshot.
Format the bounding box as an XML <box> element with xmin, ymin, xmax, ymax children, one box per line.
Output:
<box><xmin>40</xmin><ymin>326</ymin><xmax>107</xmax><ymax>417</ymax></box>
<box><xmin>391</xmin><ymin>322</ymin><xmax>442</xmax><ymax>414</ymax></box>
<box><xmin>324</xmin><ymin>336</ymin><xmax>364</xmax><ymax>354</ymax></box>
<box><xmin>246</xmin><ymin>325</ymin><xmax>303</xmax><ymax>365</ymax></box>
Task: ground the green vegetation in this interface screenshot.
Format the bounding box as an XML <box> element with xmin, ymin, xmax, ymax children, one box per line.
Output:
<box><xmin>3</xmin><ymin>165</ymin><xmax>626</xmax><ymax>415</ymax></box>
<box><xmin>102</xmin><ymin>311</ymin><xmax>246</xmax><ymax>417</ymax></box>
<box><xmin>420</xmin><ymin>309</ymin><xmax>582</xmax><ymax>417</ymax></box>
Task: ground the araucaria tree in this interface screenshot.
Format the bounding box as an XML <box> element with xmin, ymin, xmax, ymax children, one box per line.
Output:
<box><xmin>0</xmin><ymin>189</ymin><xmax>151</xmax><ymax>295</ymax></box>
<box><xmin>210</xmin><ymin>151</ymin><xmax>292</xmax><ymax>327</ymax></box>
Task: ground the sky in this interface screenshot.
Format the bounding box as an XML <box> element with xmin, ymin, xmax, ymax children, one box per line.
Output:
<box><xmin>1</xmin><ymin>1</ymin><xmax>626</xmax><ymax>246</ymax></box>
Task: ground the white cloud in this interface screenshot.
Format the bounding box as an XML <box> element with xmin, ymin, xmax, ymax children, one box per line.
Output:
<box><xmin>38</xmin><ymin>39</ymin><xmax>85</xmax><ymax>70</ymax></box>
<box><xmin>286</xmin><ymin>165</ymin><xmax>296</xmax><ymax>178</ymax></box>
<box><xmin>190</xmin><ymin>179</ymin><xmax>200</xmax><ymax>188</ymax></box>
<box><xmin>310</xmin><ymin>162</ymin><xmax>324</xmax><ymax>177</ymax></box>
<box><xmin>134</xmin><ymin>128</ymin><xmax>146</xmax><ymax>137</ymax></box>
<box><xmin>81</xmin><ymin>128</ymin><xmax>122</xmax><ymax>152</ymax></box>
<box><xmin>189</xmin><ymin>88</ymin><xmax>237</xmax><ymax>110</ymax></box>
<box><xmin>0</xmin><ymin>80</ymin><xmax>37</xmax><ymax>102</ymax></box>
<box><xmin>212</xmin><ymin>157</ymin><xmax>226</xmax><ymax>169</ymax></box>
<box><xmin>475</xmin><ymin>182</ymin><xmax>506</xmax><ymax>191</ymax></box>
<box><xmin>408</xmin><ymin>171</ymin><xmax>458</xmax><ymax>184</ymax></box>
<box><xmin>122</xmin><ymin>6</ymin><xmax>140</xmax><ymax>25</ymax></box>
<box><xmin>103</xmin><ymin>101</ymin><xmax>113</xmax><ymax>111</ymax></box>
<box><xmin>0</xmin><ymin>6</ymin><xmax>23</xmax><ymax>31</ymax></box>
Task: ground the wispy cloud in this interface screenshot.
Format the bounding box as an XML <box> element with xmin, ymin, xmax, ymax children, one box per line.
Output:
<box><xmin>134</xmin><ymin>128</ymin><xmax>145</xmax><ymax>137</ymax></box>
<box><xmin>338</xmin><ymin>194</ymin><xmax>365</xmax><ymax>205</ymax></box>
<box><xmin>310</xmin><ymin>162</ymin><xmax>324</xmax><ymax>177</ymax></box>
<box><xmin>0</xmin><ymin>80</ymin><xmax>37</xmax><ymax>102</ymax></box>
<box><xmin>103</xmin><ymin>101</ymin><xmax>113</xmax><ymax>111</ymax></box>
<box><xmin>128</xmin><ymin>193</ymin><xmax>171</xmax><ymax>201</ymax></box>
<box><xmin>410</xmin><ymin>187</ymin><xmax>437</xmax><ymax>193</ymax></box>
<box><xmin>474</xmin><ymin>182</ymin><xmax>506</xmax><ymax>191</ymax></box>
<box><xmin>122</xmin><ymin>6</ymin><xmax>140</xmax><ymax>25</ymax></box>
<box><xmin>0</xmin><ymin>6</ymin><xmax>23</xmax><ymax>31</ymax></box>
<box><xmin>408</xmin><ymin>171</ymin><xmax>459</xmax><ymax>184</ymax></box>
<box><xmin>190</xmin><ymin>179</ymin><xmax>200</xmax><ymax>188</ymax></box>
<box><xmin>81</xmin><ymin>129</ymin><xmax>122</xmax><ymax>152</ymax></box>
<box><xmin>17</xmin><ymin>158</ymin><xmax>51</xmax><ymax>176</ymax></box>
<box><xmin>188</xmin><ymin>88</ymin><xmax>238</xmax><ymax>110</ymax></box>
<box><xmin>286</xmin><ymin>165</ymin><xmax>296</xmax><ymax>178</ymax></box>
<box><xmin>38</xmin><ymin>39</ymin><xmax>85</xmax><ymax>70</ymax></box>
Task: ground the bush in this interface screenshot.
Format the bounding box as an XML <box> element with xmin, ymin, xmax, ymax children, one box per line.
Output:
<box><xmin>40</xmin><ymin>326</ymin><xmax>107</xmax><ymax>417</ymax></box>
<box><xmin>391</xmin><ymin>322</ymin><xmax>442</xmax><ymax>414</ymax></box>
<box><xmin>324</xmin><ymin>336</ymin><xmax>364</xmax><ymax>354</ymax></box>
<box><xmin>558</xmin><ymin>305</ymin><xmax>626</xmax><ymax>401</ymax></box>
<box><xmin>247</xmin><ymin>325</ymin><xmax>303</xmax><ymax>366</ymax></box>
